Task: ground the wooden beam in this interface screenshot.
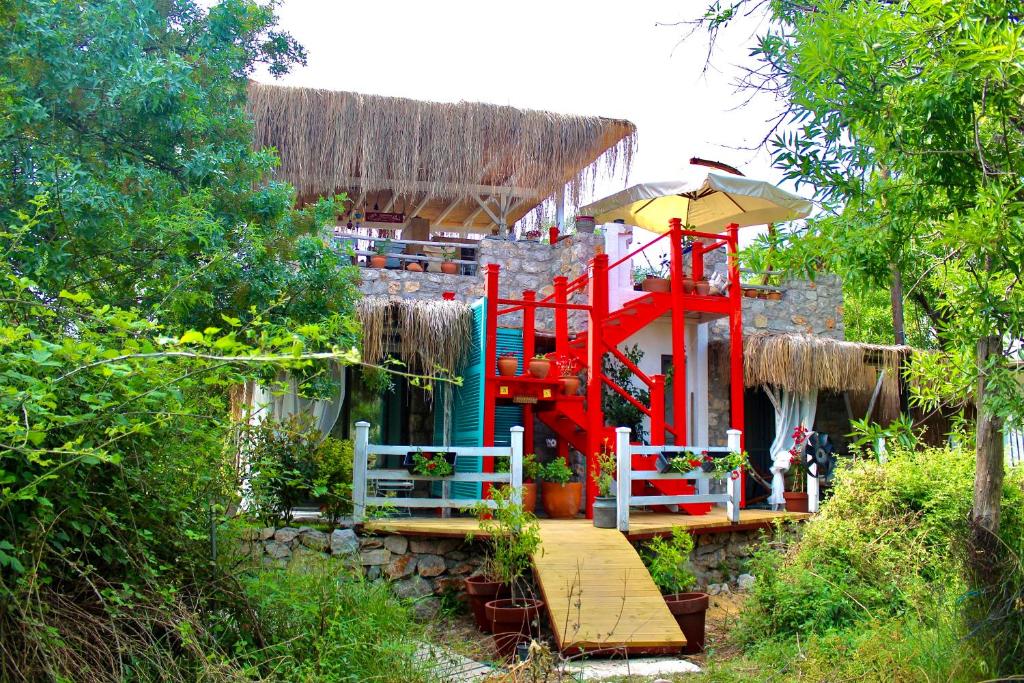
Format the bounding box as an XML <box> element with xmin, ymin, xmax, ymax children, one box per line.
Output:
<box><xmin>474</xmin><ymin>195</ymin><xmax>502</xmax><ymax>226</ymax></box>
<box><xmin>332</xmin><ymin>177</ymin><xmax>547</xmax><ymax>200</ymax></box>
<box><xmin>432</xmin><ymin>198</ymin><xmax>460</xmax><ymax>226</ymax></box>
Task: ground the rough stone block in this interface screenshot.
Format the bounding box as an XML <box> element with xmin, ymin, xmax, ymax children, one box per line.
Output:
<box><xmin>359</xmin><ymin>548</ymin><xmax>392</xmax><ymax>566</ymax></box>
<box><xmin>385</xmin><ymin>554</ymin><xmax>417</xmax><ymax>579</ymax></box>
<box><xmin>264</xmin><ymin>540</ymin><xmax>291</xmax><ymax>560</ymax></box>
<box><xmin>359</xmin><ymin>536</ymin><xmax>384</xmax><ymax>550</ymax></box>
<box><xmin>393</xmin><ymin>575</ymin><xmax>433</xmax><ymax>600</ymax></box>
<box><xmin>416</xmin><ymin>554</ymin><xmax>447</xmax><ymax>577</ymax></box>
<box><xmin>330</xmin><ymin>528</ymin><xmax>359</xmax><ymax>556</ymax></box>
<box><xmin>298</xmin><ymin>529</ymin><xmax>329</xmax><ymax>552</ymax></box>
<box><xmin>383</xmin><ymin>535</ymin><xmax>409</xmax><ymax>555</ymax></box>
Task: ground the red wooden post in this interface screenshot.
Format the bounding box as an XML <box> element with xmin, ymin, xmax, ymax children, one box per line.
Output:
<box><xmin>549</xmin><ymin>226</ymin><xmax>559</xmax><ymax>245</ymax></box>
<box><xmin>585</xmin><ymin>254</ymin><xmax>609</xmax><ymax>518</ymax></box>
<box><xmin>692</xmin><ymin>241</ymin><xmax>705</xmax><ymax>282</ymax></box>
<box><xmin>442</xmin><ymin>291</ymin><xmax>455</xmax><ymax>301</ymax></box>
<box><xmin>650</xmin><ymin>374</ymin><xmax>666</xmax><ymax>445</ymax></box>
<box><xmin>668</xmin><ymin>218</ymin><xmax>688</xmax><ymax>445</ymax></box>
<box><xmin>726</xmin><ymin>223</ymin><xmax>745</xmax><ymax>507</ymax></box>
<box><xmin>483</xmin><ymin>264</ymin><xmax>500</xmax><ymax>462</ymax></box>
<box><xmin>553</xmin><ymin>276</ymin><xmax>568</xmax><ymax>357</ymax></box>
<box><xmin>522</xmin><ymin>290</ymin><xmax>536</xmax><ymax>371</ymax></box>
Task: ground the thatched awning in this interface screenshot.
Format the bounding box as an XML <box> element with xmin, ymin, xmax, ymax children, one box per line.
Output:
<box><xmin>356</xmin><ymin>297</ymin><xmax>473</xmax><ymax>376</ymax></box>
<box><xmin>247</xmin><ymin>82</ymin><xmax>636</xmax><ymax>234</ymax></box>
<box><xmin>743</xmin><ymin>333</ymin><xmax>912</xmax><ymax>422</ymax></box>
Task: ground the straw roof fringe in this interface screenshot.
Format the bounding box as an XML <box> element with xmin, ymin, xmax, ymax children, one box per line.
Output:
<box><xmin>246</xmin><ymin>83</ymin><xmax>636</xmax><ymax>207</ymax></box>
<box><xmin>743</xmin><ymin>333</ymin><xmax>911</xmax><ymax>422</ymax></box>
<box><xmin>356</xmin><ymin>297</ymin><xmax>473</xmax><ymax>378</ymax></box>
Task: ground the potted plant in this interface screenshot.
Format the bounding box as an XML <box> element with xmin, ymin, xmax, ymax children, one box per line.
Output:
<box><xmin>784</xmin><ymin>425</ymin><xmax>810</xmax><ymax>512</ymax></box>
<box><xmin>497</xmin><ymin>352</ymin><xmax>519</xmax><ymax>377</ymax></box>
<box><xmin>694</xmin><ymin>279</ymin><xmax>711</xmax><ymax>296</ymax></box>
<box><xmin>637</xmin><ymin>256</ymin><xmax>671</xmax><ymax>293</ymax></box>
<box><xmin>643</xmin><ymin>527</ymin><xmax>709</xmax><ymax>655</ymax></box>
<box><xmin>494</xmin><ymin>452</ymin><xmax>540</xmax><ymax>514</ymax></box>
<box><xmin>465</xmin><ymin>487</ymin><xmax>544</xmax><ymax>658</ymax></box>
<box><xmin>403</xmin><ymin>448</ymin><xmax>456</xmax><ymax>477</ymax></box>
<box><xmin>550</xmin><ymin>353</ymin><xmax>582</xmax><ymax>395</ymax></box>
<box><xmin>440</xmin><ymin>247</ymin><xmax>459</xmax><ymax>275</ymax></box>
<box><xmin>591</xmin><ymin>449</ymin><xmax>617</xmax><ymax>528</ymax></box>
<box><xmin>406</xmin><ymin>260</ymin><xmax>423</xmax><ymax>272</ymax></box>
<box><xmin>527</xmin><ymin>353</ymin><xmax>551</xmax><ymax>379</ymax></box>
<box><xmin>370</xmin><ymin>239</ymin><xmax>389</xmax><ymax>268</ymax></box>
<box><xmin>540</xmin><ymin>457</ymin><xmax>581</xmax><ymax>519</ymax></box>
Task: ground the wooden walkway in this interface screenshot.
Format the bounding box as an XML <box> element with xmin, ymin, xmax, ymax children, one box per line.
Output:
<box><xmin>533</xmin><ymin>522</ymin><xmax>684</xmax><ymax>655</ymax></box>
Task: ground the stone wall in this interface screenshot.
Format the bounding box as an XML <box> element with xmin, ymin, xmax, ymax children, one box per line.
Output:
<box><xmin>688</xmin><ymin>528</ymin><xmax>766</xmax><ymax>586</ymax></box>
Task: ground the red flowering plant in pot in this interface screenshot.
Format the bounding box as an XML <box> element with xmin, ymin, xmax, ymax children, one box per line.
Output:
<box><xmin>642</xmin><ymin>526</ymin><xmax>708</xmax><ymax>655</ymax></box>
<box><xmin>784</xmin><ymin>425</ymin><xmax>810</xmax><ymax>512</ymax></box>
<box><xmin>464</xmin><ymin>487</ymin><xmax>544</xmax><ymax>658</ymax></box>
<box><xmin>549</xmin><ymin>353</ymin><xmax>582</xmax><ymax>395</ymax></box>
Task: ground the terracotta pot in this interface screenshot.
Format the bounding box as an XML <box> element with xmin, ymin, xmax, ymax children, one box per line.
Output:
<box><xmin>406</xmin><ymin>262</ymin><xmax>423</xmax><ymax>272</ymax></box>
<box><xmin>522</xmin><ymin>482</ymin><xmax>537</xmax><ymax>514</ymax></box>
<box><xmin>695</xmin><ymin>280</ymin><xmax>711</xmax><ymax>296</ymax></box>
<box><xmin>486</xmin><ymin>598</ymin><xmax>544</xmax><ymax>659</ymax></box>
<box><xmin>593</xmin><ymin>496</ymin><xmax>616</xmax><ymax>528</ymax></box>
<box><xmin>559</xmin><ymin>376</ymin><xmax>580</xmax><ymax>396</ymax></box>
<box><xmin>370</xmin><ymin>254</ymin><xmax>388</xmax><ymax>268</ymax></box>
<box><xmin>784</xmin><ymin>491</ymin><xmax>809</xmax><ymax>513</ymax></box>
<box><xmin>497</xmin><ymin>356</ymin><xmax>519</xmax><ymax>377</ymax></box>
<box><xmin>767</xmin><ymin>290</ymin><xmax>782</xmax><ymax>301</ymax></box>
<box><xmin>743</xmin><ymin>288</ymin><xmax>758</xmax><ymax>298</ymax></box>
<box><xmin>441</xmin><ymin>261</ymin><xmax>459</xmax><ymax>275</ymax></box>
<box><xmin>665</xmin><ymin>592</ymin><xmax>710</xmax><ymax>654</ymax></box>
<box><xmin>641</xmin><ymin>276</ymin><xmax>671</xmax><ymax>293</ymax></box>
<box><xmin>528</xmin><ymin>358</ymin><xmax>550</xmax><ymax>379</ymax></box>
<box><xmin>682</xmin><ymin>277</ymin><xmax>695</xmax><ymax>294</ymax></box>
<box><xmin>465</xmin><ymin>576</ymin><xmax>510</xmax><ymax>633</ymax></box>
<box><xmin>541</xmin><ymin>481</ymin><xmax>582</xmax><ymax>519</ymax></box>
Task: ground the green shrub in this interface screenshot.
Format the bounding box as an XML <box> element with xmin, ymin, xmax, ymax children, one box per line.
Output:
<box><xmin>642</xmin><ymin>527</ymin><xmax>697</xmax><ymax>594</ymax></box>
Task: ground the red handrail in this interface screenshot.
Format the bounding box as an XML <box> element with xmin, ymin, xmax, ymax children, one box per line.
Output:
<box><xmin>601</xmin><ymin>374</ymin><xmax>652</xmax><ymax>418</ymax></box>
<box><xmin>608</xmin><ymin>345</ymin><xmax>653</xmax><ymax>388</ymax></box>
<box><xmin>607</xmin><ymin>229</ymin><xmax>671</xmax><ymax>271</ymax></box>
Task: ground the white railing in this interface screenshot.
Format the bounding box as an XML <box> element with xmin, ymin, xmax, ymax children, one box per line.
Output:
<box><xmin>332</xmin><ymin>232</ymin><xmax>481</xmax><ymax>274</ymax></box>
<box><xmin>1007</xmin><ymin>429</ymin><xmax>1023</xmax><ymax>468</ymax></box>
<box><xmin>352</xmin><ymin>422</ymin><xmax>523</xmax><ymax>522</ymax></box>
<box><xmin>615</xmin><ymin>427</ymin><xmax>744</xmax><ymax>533</ymax></box>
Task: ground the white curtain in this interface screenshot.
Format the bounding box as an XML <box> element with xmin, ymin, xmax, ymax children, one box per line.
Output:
<box><xmin>764</xmin><ymin>386</ymin><xmax>817</xmax><ymax>509</ymax></box>
<box><xmin>248</xmin><ymin>362</ymin><xmax>346</xmax><ymax>439</ymax></box>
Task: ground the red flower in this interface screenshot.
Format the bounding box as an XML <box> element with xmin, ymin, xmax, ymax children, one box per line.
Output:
<box><xmin>427</xmin><ymin>462</ymin><xmax>436</xmax><ymax>470</ymax></box>
<box><xmin>688</xmin><ymin>459</ymin><xmax>701</xmax><ymax>468</ymax></box>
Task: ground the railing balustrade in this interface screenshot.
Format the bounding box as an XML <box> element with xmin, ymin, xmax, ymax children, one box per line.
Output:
<box><xmin>332</xmin><ymin>232</ymin><xmax>480</xmax><ymax>275</ymax></box>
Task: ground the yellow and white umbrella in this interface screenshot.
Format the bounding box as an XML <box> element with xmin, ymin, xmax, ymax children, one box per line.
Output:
<box><xmin>578</xmin><ymin>172</ymin><xmax>812</xmax><ymax>233</ymax></box>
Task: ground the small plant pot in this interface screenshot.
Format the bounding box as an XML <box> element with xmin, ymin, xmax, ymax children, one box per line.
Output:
<box><xmin>401</xmin><ymin>450</ymin><xmax>456</xmax><ymax>474</ymax></box>
<box><xmin>575</xmin><ymin>215</ymin><xmax>596</xmax><ymax>233</ymax></box>
<box><xmin>695</xmin><ymin>280</ymin><xmax>711</xmax><ymax>296</ymax></box>
<box><xmin>682</xmin><ymin>277</ymin><xmax>695</xmax><ymax>294</ymax></box>
<box><xmin>465</xmin><ymin>576</ymin><xmax>510</xmax><ymax>633</ymax></box>
<box><xmin>528</xmin><ymin>358</ymin><xmax>551</xmax><ymax>379</ymax></box>
<box><xmin>655</xmin><ymin>452</ymin><xmax>677</xmax><ymax>473</ymax></box>
<box><xmin>559</xmin><ymin>376</ymin><xmax>580</xmax><ymax>396</ymax></box>
<box><xmin>743</xmin><ymin>288</ymin><xmax>758</xmax><ymax>298</ymax></box>
<box><xmin>497</xmin><ymin>356</ymin><xmax>519</xmax><ymax>377</ymax></box>
<box><xmin>486</xmin><ymin>598</ymin><xmax>544</xmax><ymax>659</ymax></box>
<box><xmin>641</xmin><ymin>276</ymin><xmax>671</xmax><ymax>293</ymax></box>
<box><xmin>522</xmin><ymin>482</ymin><xmax>537</xmax><ymax>514</ymax></box>
<box><xmin>592</xmin><ymin>496</ymin><xmax>616</xmax><ymax>528</ymax></box>
<box><xmin>767</xmin><ymin>290</ymin><xmax>782</xmax><ymax>301</ymax></box>
<box><xmin>370</xmin><ymin>255</ymin><xmax>388</xmax><ymax>268</ymax></box>
<box><xmin>406</xmin><ymin>262</ymin><xmax>423</xmax><ymax>272</ymax></box>
<box><xmin>784</xmin><ymin>491</ymin><xmax>809</xmax><ymax>513</ymax></box>
<box><xmin>541</xmin><ymin>481</ymin><xmax>582</xmax><ymax>519</ymax></box>
<box><xmin>664</xmin><ymin>592</ymin><xmax>709</xmax><ymax>654</ymax></box>
<box><xmin>441</xmin><ymin>261</ymin><xmax>459</xmax><ymax>275</ymax></box>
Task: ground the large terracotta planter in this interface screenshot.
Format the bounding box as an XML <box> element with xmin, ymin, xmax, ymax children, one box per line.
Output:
<box><xmin>641</xmin><ymin>276</ymin><xmax>670</xmax><ymax>293</ymax></box>
<box><xmin>528</xmin><ymin>358</ymin><xmax>551</xmax><ymax>379</ymax></box>
<box><xmin>522</xmin><ymin>482</ymin><xmax>537</xmax><ymax>514</ymax></box>
<box><xmin>464</xmin><ymin>575</ymin><xmax>510</xmax><ymax>633</ymax></box>
<box><xmin>497</xmin><ymin>356</ymin><xmax>518</xmax><ymax>377</ymax></box>
<box><xmin>559</xmin><ymin>376</ymin><xmax>580</xmax><ymax>396</ymax></box>
<box><xmin>369</xmin><ymin>254</ymin><xmax>388</xmax><ymax>268</ymax></box>
<box><xmin>665</xmin><ymin>592</ymin><xmax>709</xmax><ymax>654</ymax></box>
<box><xmin>541</xmin><ymin>481</ymin><xmax>582</xmax><ymax>519</ymax></box>
<box><xmin>784</xmin><ymin>491</ymin><xmax>809</xmax><ymax>513</ymax></box>
<box><xmin>441</xmin><ymin>261</ymin><xmax>459</xmax><ymax>275</ymax></box>
<box><xmin>485</xmin><ymin>598</ymin><xmax>544</xmax><ymax>659</ymax></box>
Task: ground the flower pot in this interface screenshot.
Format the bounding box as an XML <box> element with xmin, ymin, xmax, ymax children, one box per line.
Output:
<box><xmin>559</xmin><ymin>376</ymin><xmax>580</xmax><ymax>396</ymax></box>
<box><xmin>767</xmin><ymin>290</ymin><xmax>782</xmax><ymax>301</ymax></box>
<box><xmin>695</xmin><ymin>280</ymin><xmax>711</xmax><ymax>296</ymax></box>
<box><xmin>641</xmin><ymin>276</ymin><xmax>671</xmax><ymax>293</ymax></box>
<box><xmin>486</xmin><ymin>598</ymin><xmax>544</xmax><ymax>659</ymax></box>
<box><xmin>743</xmin><ymin>288</ymin><xmax>758</xmax><ymax>298</ymax></box>
<box><xmin>665</xmin><ymin>592</ymin><xmax>709</xmax><ymax>654</ymax></box>
<box><xmin>575</xmin><ymin>215</ymin><xmax>596</xmax><ymax>233</ymax></box>
<box><xmin>402</xmin><ymin>450</ymin><xmax>456</xmax><ymax>474</ymax></box>
<box><xmin>441</xmin><ymin>261</ymin><xmax>459</xmax><ymax>275</ymax></box>
<box><xmin>465</xmin><ymin>576</ymin><xmax>511</xmax><ymax>633</ymax></box>
<box><xmin>370</xmin><ymin>254</ymin><xmax>388</xmax><ymax>268</ymax></box>
<box><xmin>592</xmin><ymin>496</ymin><xmax>616</xmax><ymax>528</ymax></box>
<box><xmin>528</xmin><ymin>358</ymin><xmax>550</xmax><ymax>379</ymax></box>
<box><xmin>541</xmin><ymin>481</ymin><xmax>582</xmax><ymax>519</ymax></box>
<box><xmin>682</xmin><ymin>277</ymin><xmax>695</xmax><ymax>294</ymax></box>
<box><xmin>406</xmin><ymin>262</ymin><xmax>423</xmax><ymax>272</ymax></box>
<box><xmin>784</xmin><ymin>491</ymin><xmax>809</xmax><ymax>513</ymax></box>
<box><xmin>497</xmin><ymin>356</ymin><xmax>519</xmax><ymax>377</ymax></box>
<box><xmin>655</xmin><ymin>452</ymin><xmax>678</xmax><ymax>473</ymax></box>
<box><xmin>522</xmin><ymin>482</ymin><xmax>537</xmax><ymax>514</ymax></box>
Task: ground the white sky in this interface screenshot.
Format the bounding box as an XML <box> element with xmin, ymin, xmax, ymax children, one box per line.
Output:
<box><xmin>254</xmin><ymin>0</ymin><xmax>794</xmax><ymax>211</ymax></box>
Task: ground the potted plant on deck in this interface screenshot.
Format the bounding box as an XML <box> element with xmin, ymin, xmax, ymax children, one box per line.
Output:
<box><xmin>540</xmin><ymin>457</ymin><xmax>581</xmax><ymax>519</ymax></box>
<box><xmin>591</xmin><ymin>449</ymin><xmax>617</xmax><ymax>529</ymax></box>
<box><xmin>634</xmin><ymin>258</ymin><xmax>671</xmax><ymax>293</ymax></box>
<box><xmin>784</xmin><ymin>425</ymin><xmax>810</xmax><ymax>512</ymax></box>
<box><xmin>495</xmin><ymin>452</ymin><xmax>540</xmax><ymax>514</ymax></box>
<box><xmin>527</xmin><ymin>353</ymin><xmax>551</xmax><ymax>379</ymax></box>
<box><xmin>497</xmin><ymin>351</ymin><xmax>519</xmax><ymax>377</ymax></box>
<box><xmin>643</xmin><ymin>527</ymin><xmax>709</xmax><ymax>655</ymax></box>
<box><xmin>550</xmin><ymin>353</ymin><xmax>582</xmax><ymax>395</ymax></box>
<box><xmin>465</xmin><ymin>487</ymin><xmax>544</xmax><ymax>658</ymax></box>
<box><xmin>440</xmin><ymin>247</ymin><xmax>459</xmax><ymax>275</ymax></box>
<box><xmin>369</xmin><ymin>240</ymin><xmax>389</xmax><ymax>268</ymax></box>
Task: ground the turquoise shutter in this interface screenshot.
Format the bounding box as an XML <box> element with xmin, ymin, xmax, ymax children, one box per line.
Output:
<box><xmin>494</xmin><ymin>328</ymin><xmax>524</xmax><ymax>448</ymax></box>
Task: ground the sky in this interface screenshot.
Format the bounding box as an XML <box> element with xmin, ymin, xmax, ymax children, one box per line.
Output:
<box><xmin>252</xmin><ymin>0</ymin><xmax>795</xmax><ymax>213</ymax></box>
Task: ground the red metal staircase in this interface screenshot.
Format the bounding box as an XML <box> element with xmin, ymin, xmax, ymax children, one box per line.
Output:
<box><xmin>480</xmin><ymin>219</ymin><xmax>747</xmax><ymax>517</ymax></box>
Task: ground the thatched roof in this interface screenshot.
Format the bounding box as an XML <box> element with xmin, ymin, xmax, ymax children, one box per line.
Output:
<box><xmin>246</xmin><ymin>82</ymin><xmax>636</xmax><ymax>234</ymax></box>
<box><xmin>743</xmin><ymin>333</ymin><xmax>912</xmax><ymax>422</ymax></box>
<box><xmin>356</xmin><ymin>297</ymin><xmax>473</xmax><ymax>376</ymax></box>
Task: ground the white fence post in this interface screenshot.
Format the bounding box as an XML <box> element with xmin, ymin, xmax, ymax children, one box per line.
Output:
<box><xmin>510</xmin><ymin>425</ymin><xmax>524</xmax><ymax>506</ymax></box>
<box><xmin>353</xmin><ymin>421</ymin><xmax>370</xmax><ymax>523</ymax></box>
<box><xmin>615</xmin><ymin>427</ymin><xmax>632</xmax><ymax>532</ymax></box>
<box><xmin>876</xmin><ymin>436</ymin><xmax>887</xmax><ymax>464</ymax></box>
<box><xmin>726</xmin><ymin>429</ymin><xmax>742</xmax><ymax>523</ymax></box>
<box><xmin>807</xmin><ymin>468</ymin><xmax>820</xmax><ymax>513</ymax></box>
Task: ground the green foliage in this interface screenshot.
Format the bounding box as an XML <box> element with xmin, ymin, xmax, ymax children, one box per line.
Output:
<box><xmin>602</xmin><ymin>344</ymin><xmax>649</xmax><ymax>443</ymax></box>
<box><xmin>466</xmin><ymin>486</ymin><xmax>542</xmax><ymax>595</ymax></box>
<box><xmin>540</xmin><ymin>457</ymin><xmax>575</xmax><ymax>484</ymax></box>
<box><xmin>642</xmin><ymin>527</ymin><xmax>697</xmax><ymax>595</ymax></box>
<box><xmin>410</xmin><ymin>449</ymin><xmax>454</xmax><ymax>477</ymax></box>
<box><xmin>591</xmin><ymin>450</ymin><xmax>616</xmax><ymax>497</ymax></box>
<box><xmin>848</xmin><ymin>414</ymin><xmax>919</xmax><ymax>453</ymax></box>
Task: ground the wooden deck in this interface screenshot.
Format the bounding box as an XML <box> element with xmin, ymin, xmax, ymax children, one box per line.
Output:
<box><xmin>363</xmin><ymin>508</ymin><xmax>809</xmax><ymax>540</ymax></box>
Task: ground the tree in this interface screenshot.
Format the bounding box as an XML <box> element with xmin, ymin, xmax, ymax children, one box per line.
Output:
<box><xmin>695</xmin><ymin>0</ymin><xmax>1024</xmax><ymax>666</ymax></box>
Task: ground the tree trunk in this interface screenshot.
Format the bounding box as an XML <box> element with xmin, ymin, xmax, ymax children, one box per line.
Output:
<box><xmin>970</xmin><ymin>334</ymin><xmax>1005</xmax><ymax>581</ymax></box>
<box><xmin>889</xmin><ymin>261</ymin><xmax>906</xmax><ymax>345</ymax></box>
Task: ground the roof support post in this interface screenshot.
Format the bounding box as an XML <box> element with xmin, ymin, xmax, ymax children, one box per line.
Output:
<box><xmin>586</xmin><ymin>254</ymin><xmax>609</xmax><ymax>519</ymax></box>
<box><xmin>669</xmin><ymin>218</ymin><xmax>688</xmax><ymax>446</ymax></box>
<box><xmin>727</xmin><ymin>222</ymin><xmax>745</xmax><ymax>508</ymax></box>
<box><xmin>555</xmin><ymin>186</ymin><xmax>565</xmax><ymax>230</ymax></box>
<box><xmin>483</xmin><ymin>264</ymin><xmax>500</xmax><ymax>500</ymax></box>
